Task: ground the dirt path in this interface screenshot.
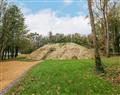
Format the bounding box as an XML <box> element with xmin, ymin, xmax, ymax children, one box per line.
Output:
<box><xmin>0</xmin><ymin>61</ymin><xmax>40</xmax><ymax>92</ymax></box>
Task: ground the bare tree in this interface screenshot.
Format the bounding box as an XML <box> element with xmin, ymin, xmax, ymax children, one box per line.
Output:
<box><xmin>88</xmin><ymin>0</ymin><xmax>104</xmax><ymax>73</ymax></box>
<box><xmin>102</xmin><ymin>0</ymin><xmax>109</xmax><ymax>57</ymax></box>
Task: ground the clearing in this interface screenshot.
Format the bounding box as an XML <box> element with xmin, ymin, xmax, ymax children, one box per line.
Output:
<box><xmin>0</xmin><ymin>60</ymin><xmax>39</xmax><ymax>92</ymax></box>
<box><xmin>6</xmin><ymin>57</ymin><xmax>120</xmax><ymax>95</ymax></box>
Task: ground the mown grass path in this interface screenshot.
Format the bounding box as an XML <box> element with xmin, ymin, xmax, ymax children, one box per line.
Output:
<box><xmin>6</xmin><ymin>58</ymin><xmax>120</xmax><ymax>95</ymax></box>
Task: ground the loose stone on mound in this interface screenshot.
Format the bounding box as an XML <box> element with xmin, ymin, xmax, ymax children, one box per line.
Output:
<box><xmin>28</xmin><ymin>43</ymin><xmax>94</xmax><ymax>60</ymax></box>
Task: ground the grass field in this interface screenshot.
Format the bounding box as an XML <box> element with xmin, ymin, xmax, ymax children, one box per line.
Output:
<box><xmin>6</xmin><ymin>57</ymin><xmax>120</xmax><ymax>95</ymax></box>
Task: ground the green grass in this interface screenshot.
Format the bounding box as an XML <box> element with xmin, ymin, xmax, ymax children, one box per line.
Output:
<box><xmin>2</xmin><ymin>56</ymin><xmax>35</xmax><ymax>62</ymax></box>
<box><xmin>15</xmin><ymin>56</ymin><xmax>35</xmax><ymax>62</ymax></box>
<box><xmin>6</xmin><ymin>57</ymin><xmax>120</xmax><ymax>95</ymax></box>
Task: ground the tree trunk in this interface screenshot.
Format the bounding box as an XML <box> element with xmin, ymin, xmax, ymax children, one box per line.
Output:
<box><xmin>103</xmin><ymin>0</ymin><xmax>109</xmax><ymax>57</ymax></box>
<box><xmin>113</xmin><ymin>23</ymin><xmax>116</xmax><ymax>55</ymax></box>
<box><xmin>4</xmin><ymin>50</ymin><xmax>7</xmax><ymax>59</ymax></box>
<box><xmin>88</xmin><ymin>0</ymin><xmax>104</xmax><ymax>73</ymax></box>
<box><xmin>11</xmin><ymin>45</ymin><xmax>14</xmax><ymax>58</ymax></box>
<box><xmin>7</xmin><ymin>46</ymin><xmax>10</xmax><ymax>59</ymax></box>
<box><xmin>1</xmin><ymin>51</ymin><xmax>4</xmax><ymax>60</ymax></box>
<box><xmin>115</xmin><ymin>27</ymin><xmax>120</xmax><ymax>54</ymax></box>
<box><xmin>0</xmin><ymin>42</ymin><xmax>6</xmax><ymax>60</ymax></box>
<box><xmin>0</xmin><ymin>48</ymin><xmax>4</xmax><ymax>60</ymax></box>
<box><xmin>105</xmin><ymin>4</ymin><xmax>109</xmax><ymax>57</ymax></box>
<box><xmin>15</xmin><ymin>46</ymin><xmax>18</xmax><ymax>58</ymax></box>
<box><xmin>101</xmin><ymin>22</ymin><xmax>106</xmax><ymax>55</ymax></box>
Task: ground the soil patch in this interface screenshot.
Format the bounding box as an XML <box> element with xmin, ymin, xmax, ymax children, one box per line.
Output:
<box><xmin>0</xmin><ymin>61</ymin><xmax>39</xmax><ymax>91</ymax></box>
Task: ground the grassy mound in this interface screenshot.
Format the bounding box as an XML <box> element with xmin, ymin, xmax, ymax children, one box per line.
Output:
<box><xmin>28</xmin><ymin>43</ymin><xmax>94</xmax><ymax>60</ymax></box>
<box><xmin>6</xmin><ymin>57</ymin><xmax>120</xmax><ymax>95</ymax></box>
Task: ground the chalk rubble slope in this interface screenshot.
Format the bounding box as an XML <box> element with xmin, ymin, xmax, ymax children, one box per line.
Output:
<box><xmin>28</xmin><ymin>43</ymin><xmax>94</xmax><ymax>60</ymax></box>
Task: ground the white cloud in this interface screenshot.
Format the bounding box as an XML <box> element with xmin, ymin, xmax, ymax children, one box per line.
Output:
<box><xmin>25</xmin><ymin>9</ymin><xmax>91</xmax><ymax>36</ymax></box>
<box><xmin>63</xmin><ymin>0</ymin><xmax>73</xmax><ymax>5</ymax></box>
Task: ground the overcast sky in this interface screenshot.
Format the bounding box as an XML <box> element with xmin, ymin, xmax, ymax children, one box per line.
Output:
<box><xmin>8</xmin><ymin>0</ymin><xmax>91</xmax><ymax>36</ymax></box>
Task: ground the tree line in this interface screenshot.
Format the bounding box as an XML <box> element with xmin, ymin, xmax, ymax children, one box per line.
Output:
<box><xmin>88</xmin><ymin>0</ymin><xmax>120</xmax><ymax>73</ymax></box>
<box><xmin>0</xmin><ymin>0</ymin><xmax>28</xmax><ymax>60</ymax></box>
<box><xmin>93</xmin><ymin>0</ymin><xmax>120</xmax><ymax>56</ymax></box>
<box><xmin>23</xmin><ymin>32</ymin><xmax>93</xmax><ymax>54</ymax></box>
